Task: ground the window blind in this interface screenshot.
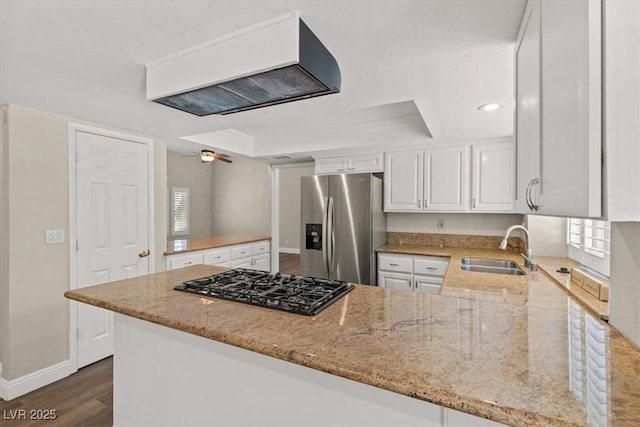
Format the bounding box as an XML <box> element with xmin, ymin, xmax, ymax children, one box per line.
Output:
<box><xmin>171</xmin><ymin>187</ymin><xmax>190</xmax><ymax>236</ymax></box>
<box><xmin>566</xmin><ymin>219</ymin><xmax>610</xmax><ymax>277</ymax></box>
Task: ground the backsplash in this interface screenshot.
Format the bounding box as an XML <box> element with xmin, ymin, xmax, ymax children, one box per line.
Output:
<box><xmin>387</xmin><ymin>232</ymin><xmax>525</xmax><ymax>252</ymax></box>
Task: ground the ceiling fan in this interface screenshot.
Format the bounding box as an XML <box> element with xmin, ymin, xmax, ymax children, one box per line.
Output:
<box><xmin>182</xmin><ymin>149</ymin><xmax>232</xmax><ymax>164</ymax></box>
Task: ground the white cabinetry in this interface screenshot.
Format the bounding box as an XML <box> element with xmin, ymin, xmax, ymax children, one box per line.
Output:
<box><xmin>314</xmin><ymin>153</ymin><xmax>383</xmax><ymax>175</ymax></box>
<box><xmin>377</xmin><ymin>253</ymin><xmax>449</xmax><ymax>295</ymax></box>
<box><xmin>515</xmin><ymin>0</ymin><xmax>601</xmax><ymax>217</ymax></box>
<box><xmin>203</xmin><ymin>247</ymin><xmax>231</xmax><ymax>267</ymax></box>
<box><xmin>384</xmin><ymin>150</ymin><xmax>422</xmax><ymax>211</ymax></box>
<box><xmin>471</xmin><ymin>142</ymin><xmax>514</xmax><ymax>212</ymax></box>
<box><xmin>166</xmin><ymin>240</ymin><xmax>271</xmax><ymax>272</ymax></box>
<box><xmin>384</xmin><ymin>147</ymin><xmax>469</xmax><ymax>212</ymax></box>
<box><xmin>424</xmin><ymin>146</ymin><xmax>469</xmax><ymax>211</ymax></box>
<box><xmin>167</xmin><ymin>252</ymin><xmax>204</xmax><ymax>270</ymax></box>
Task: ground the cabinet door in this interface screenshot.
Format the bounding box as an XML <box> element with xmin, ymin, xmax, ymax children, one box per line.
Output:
<box><xmin>346</xmin><ymin>153</ymin><xmax>383</xmax><ymax>173</ymax></box>
<box><xmin>231</xmin><ymin>257</ymin><xmax>252</xmax><ymax>269</ymax></box>
<box><xmin>377</xmin><ymin>271</ymin><xmax>412</xmax><ymax>291</ymax></box>
<box><xmin>167</xmin><ymin>252</ymin><xmax>204</xmax><ymax>270</ymax></box>
<box><xmin>515</xmin><ymin>0</ymin><xmax>541</xmax><ymax>214</ymax></box>
<box><xmin>539</xmin><ymin>0</ymin><xmax>601</xmax><ymax>217</ymax></box>
<box><xmin>251</xmin><ymin>240</ymin><xmax>270</xmax><ymax>256</ymax></box>
<box><xmin>384</xmin><ymin>150</ymin><xmax>423</xmax><ymax>211</ymax></box>
<box><xmin>314</xmin><ymin>156</ymin><xmax>347</xmax><ymax>175</ymax></box>
<box><xmin>231</xmin><ymin>244</ymin><xmax>252</xmax><ymax>260</ymax></box>
<box><xmin>414</xmin><ymin>275</ymin><xmax>442</xmax><ymax>295</ymax></box>
<box><xmin>424</xmin><ymin>146</ymin><xmax>469</xmax><ymax>211</ymax></box>
<box><xmin>472</xmin><ymin>142</ymin><xmax>514</xmax><ymax>212</ymax></box>
<box><xmin>252</xmin><ymin>254</ymin><xmax>270</xmax><ymax>272</ymax></box>
<box><xmin>203</xmin><ymin>247</ymin><xmax>231</xmax><ymax>266</ymax></box>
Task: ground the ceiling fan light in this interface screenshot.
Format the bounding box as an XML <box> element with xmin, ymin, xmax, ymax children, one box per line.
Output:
<box><xmin>201</xmin><ymin>151</ymin><xmax>215</xmax><ymax>162</ymax></box>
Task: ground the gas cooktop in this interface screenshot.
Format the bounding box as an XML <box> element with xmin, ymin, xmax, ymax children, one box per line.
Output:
<box><xmin>174</xmin><ymin>268</ymin><xmax>354</xmax><ymax>316</ymax></box>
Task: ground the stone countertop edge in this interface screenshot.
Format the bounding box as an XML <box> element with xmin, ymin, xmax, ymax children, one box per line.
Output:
<box><xmin>164</xmin><ymin>234</ymin><xmax>271</xmax><ymax>255</ymax></box>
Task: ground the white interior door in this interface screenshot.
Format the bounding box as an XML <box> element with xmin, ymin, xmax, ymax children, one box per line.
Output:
<box><xmin>76</xmin><ymin>130</ymin><xmax>149</xmax><ymax>368</ymax></box>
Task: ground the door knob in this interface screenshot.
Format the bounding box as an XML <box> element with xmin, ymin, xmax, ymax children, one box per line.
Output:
<box><xmin>138</xmin><ymin>250</ymin><xmax>150</xmax><ymax>258</ymax></box>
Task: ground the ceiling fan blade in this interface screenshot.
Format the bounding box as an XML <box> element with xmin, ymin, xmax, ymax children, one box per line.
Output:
<box><xmin>215</xmin><ymin>155</ymin><xmax>233</xmax><ymax>163</ymax></box>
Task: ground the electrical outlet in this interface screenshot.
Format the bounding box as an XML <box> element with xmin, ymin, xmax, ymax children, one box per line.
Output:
<box><xmin>437</xmin><ymin>219</ymin><xmax>445</xmax><ymax>230</ymax></box>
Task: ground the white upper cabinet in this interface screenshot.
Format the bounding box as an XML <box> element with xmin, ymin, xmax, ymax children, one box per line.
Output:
<box><xmin>384</xmin><ymin>150</ymin><xmax>423</xmax><ymax>211</ymax></box>
<box><xmin>385</xmin><ymin>146</ymin><xmax>478</xmax><ymax>213</ymax></box>
<box><xmin>515</xmin><ymin>0</ymin><xmax>602</xmax><ymax>217</ymax></box>
<box><xmin>515</xmin><ymin>0</ymin><xmax>541</xmax><ymax>214</ymax></box>
<box><xmin>472</xmin><ymin>142</ymin><xmax>514</xmax><ymax>212</ymax></box>
<box><xmin>424</xmin><ymin>146</ymin><xmax>469</xmax><ymax>211</ymax></box>
<box><xmin>314</xmin><ymin>153</ymin><xmax>383</xmax><ymax>175</ymax></box>
<box><xmin>314</xmin><ymin>156</ymin><xmax>347</xmax><ymax>174</ymax></box>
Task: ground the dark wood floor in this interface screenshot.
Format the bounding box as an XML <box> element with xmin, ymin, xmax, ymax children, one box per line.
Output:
<box><xmin>279</xmin><ymin>252</ymin><xmax>301</xmax><ymax>275</ymax></box>
<box><xmin>0</xmin><ymin>357</ymin><xmax>113</xmax><ymax>427</ymax></box>
<box><xmin>0</xmin><ymin>253</ymin><xmax>300</xmax><ymax>426</ymax></box>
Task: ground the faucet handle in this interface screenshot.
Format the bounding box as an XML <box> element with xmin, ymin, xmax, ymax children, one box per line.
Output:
<box><xmin>520</xmin><ymin>252</ymin><xmax>538</xmax><ymax>272</ymax></box>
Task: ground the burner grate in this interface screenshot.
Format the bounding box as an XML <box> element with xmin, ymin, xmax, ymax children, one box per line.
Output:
<box><xmin>175</xmin><ymin>268</ymin><xmax>354</xmax><ymax>316</ymax></box>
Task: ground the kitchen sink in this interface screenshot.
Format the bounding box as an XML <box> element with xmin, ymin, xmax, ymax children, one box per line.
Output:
<box><xmin>460</xmin><ymin>258</ymin><xmax>526</xmax><ymax>275</ymax></box>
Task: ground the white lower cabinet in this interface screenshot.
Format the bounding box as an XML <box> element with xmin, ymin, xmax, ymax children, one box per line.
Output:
<box><xmin>377</xmin><ymin>271</ymin><xmax>413</xmax><ymax>291</ymax></box>
<box><xmin>377</xmin><ymin>253</ymin><xmax>449</xmax><ymax>294</ymax></box>
<box><xmin>166</xmin><ymin>240</ymin><xmax>270</xmax><ymax>272</ymax></box>
<box><xmin>167</xmin><ymin>252</ymin><xmax>204</xmax><ymax>270</ymax></box>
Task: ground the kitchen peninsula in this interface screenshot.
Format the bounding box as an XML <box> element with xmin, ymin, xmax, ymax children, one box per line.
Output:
<box><xmin>64</xmin><ymin>253</ymin><xmax>640</xmax><ymax>427</ymax></box>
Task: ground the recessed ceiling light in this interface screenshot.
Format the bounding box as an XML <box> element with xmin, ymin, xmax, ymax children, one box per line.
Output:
<box><xmin>477</xmin><ymin>103</ymin><xmax>503</xmax><ymax>111</ymax></box>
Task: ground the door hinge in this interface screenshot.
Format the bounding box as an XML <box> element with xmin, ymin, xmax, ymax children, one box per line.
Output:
<box><xmin>75</xmin><ymin>151</ymin><xmax>79</xmax><ymax>163</ymax></box>
<box><xmin>76</xmin><ymin>240</ymin><xmax>79</xmax><ymax>251</ymax></box>
<box><xmin>76</xmin><ymin>328</ymin><xmax>79</xmax><ymax>340</ymax></box>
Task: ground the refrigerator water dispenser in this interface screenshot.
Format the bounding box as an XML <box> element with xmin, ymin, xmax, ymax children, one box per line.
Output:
<box><xmin>305</xmin><ymin>224</ymin><xmax>322</xmax><ymax>250</ymax></box>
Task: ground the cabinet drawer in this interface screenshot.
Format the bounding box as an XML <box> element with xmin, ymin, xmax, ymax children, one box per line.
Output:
<box><xmin>231</xmin><ymin>244</ymin><xmax>252</xmax><ymax>260</ymax></box>
<box><xmin>252</xmin><ymin>241</ymin><xmax>270</xmax><ymax>255</ymax></box>
<box><xmin>168</xmin><ymin>253</ymin><xmax>204</xmax><ymax>270</ymax></box>
<box><xmin>414</xmin><ymin>256</ymin><xmax>449</xmax><ymax>277</ymax></box>
<box><xmin>378</xmin><ymin>254</ymin><xmax>412</xmax><ymax>273</ymax></box>
<box><xmin>203</xmin><ymin>248</ymin><xmax>231</xmax><ymax>265</ymax></box>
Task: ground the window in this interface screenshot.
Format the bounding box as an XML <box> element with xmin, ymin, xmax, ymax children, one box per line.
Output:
<box><xmin>567</xmin><ymin>218</ymin><xmax>610</xmax><ymax>277</ymax></box>
<box><xmin>171</xmin><ymin>187</ymin><xmax>190</xmax><ymax>236</ymax></box>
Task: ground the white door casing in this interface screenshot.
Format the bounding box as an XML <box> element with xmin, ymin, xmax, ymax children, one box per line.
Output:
<box><xmin>69</xmin><ymin>123</ymin><xmax>154</xmax><ymax>372</ymax></box>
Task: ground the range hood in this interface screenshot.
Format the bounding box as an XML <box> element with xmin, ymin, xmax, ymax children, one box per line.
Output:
<box><xmin>145</xmin><ymin>12</ymin><xmax>341</xmax><ymax>116</ymax></box>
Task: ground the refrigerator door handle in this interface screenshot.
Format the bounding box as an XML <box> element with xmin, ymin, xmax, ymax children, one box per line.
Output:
<box><xmin>322</xmin><ymin>197</ymin><xmax>329</xmax><ymax>274</ymax></box>
<box><xmin>327</xmin><ymin>197</ymin><xmax>335</xmax><ymax>273</ymax></box>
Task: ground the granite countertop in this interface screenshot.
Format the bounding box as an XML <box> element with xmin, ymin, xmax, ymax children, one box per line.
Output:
<box><xmin>377</xmin><ymin>244</ymin><xmax>609</xmax><ymax>320</ymax></box>
<box><xmin>164</xmin><ymin>234</ymin><xmax>271</xmax><ymax>255</ymax></box>
<box><xmin>65</xmin><ymin>261</ymin><xmax>640</xmax><ymax>426</ymax></box>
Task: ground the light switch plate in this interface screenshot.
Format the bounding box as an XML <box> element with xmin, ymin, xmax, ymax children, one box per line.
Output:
<box><xmin>45</xmin><ymin>228</ymin><xmax>65</xmax><ymax>245</ymax></box>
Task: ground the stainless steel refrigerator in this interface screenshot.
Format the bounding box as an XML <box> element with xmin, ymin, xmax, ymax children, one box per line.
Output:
<box><xmin>300</xmin><ymin>173</ymin><xmax>386</xmax><ymax>285</ymax></box>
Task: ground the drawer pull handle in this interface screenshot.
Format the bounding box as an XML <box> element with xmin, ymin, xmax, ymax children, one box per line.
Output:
<box><xmin>186</xmin><ymin>261</ymin><xmax>192</xmax><ymax>265</ymax></box>
<box><xmin>425</xmin><ymin>267</ymin><xmax>437</xmax><ymax>271</ymax></box>
<box><xmin>215</xmin><ymin>256</ymin><xmax>221</xmax><ymax>259</ymax></box>
<box><xmin>390</xmin><ymin>263</ymin><xmax>400</xmax><ymax>267</ymax></box>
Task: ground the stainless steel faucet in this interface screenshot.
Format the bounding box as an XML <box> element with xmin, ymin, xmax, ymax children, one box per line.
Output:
<box><xmin>499</xmin><ymin>225</ymin><xmax>537</xmax><ymax>271</ymax></box>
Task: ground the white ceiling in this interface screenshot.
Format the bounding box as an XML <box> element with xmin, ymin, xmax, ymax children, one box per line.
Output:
<box><xmin>0</xmin><ymin>0</ymin><xmax>526</xmax><ymax>160</ymax></box>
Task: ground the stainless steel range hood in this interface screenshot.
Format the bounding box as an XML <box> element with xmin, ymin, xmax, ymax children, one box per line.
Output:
<box><xmin>145</xmin><ymin>12</ymin><xmax>341</xmax><ymax>116</ymax></box>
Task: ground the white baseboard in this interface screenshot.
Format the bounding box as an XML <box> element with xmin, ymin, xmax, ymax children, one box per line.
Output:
<box><xmin>0</xmin><ymin>360</ymin><xmax>71</xmax><ymax>401</ymax></box>
<box><xmin>279</xmin><ymin>247</ymin><xmax>300</xmax><ymax>254</ymax></box>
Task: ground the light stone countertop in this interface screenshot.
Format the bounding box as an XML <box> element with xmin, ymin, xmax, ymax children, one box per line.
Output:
<box><xmin>65</xmin><ymin>252</ymin><xmax>640</xmax><ymax>427</ymax></box>
<box><xmin>164</xmin><ymin>234</ymin><xmax>271</xmax><ymax>255</ymax></box>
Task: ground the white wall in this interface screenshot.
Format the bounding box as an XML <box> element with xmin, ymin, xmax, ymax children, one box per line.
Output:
<box><xmin>0</xmin><ymin>105</ymin><xmax>167</xmax><ymax>382</ymax></box>
<box><xmin>526</xmin><ymin>215</ymin><xmax>569</xmax><ymax>257</ymax></box>
<box><xmin>609</xmin><ymin>222</ymin><xmax>640</xmax><ymax>348</ymax></box>
<box><xmin>387</xmin><ymin>213</ymin><xmax>524</xmax><ymax>236</ymax></box>
<box><xmin>167</xmin><ymin>151</ymin><xmax>213</xmax><ymax>240</ymax></box>
<box><xmin>210</xmin><ymin>156</ymin><xmax>271</xmax><ymax>235</ymax></box>
<box><xmin>278</xmin><ymin>165</ymin><xmax>314</xmax><ymax>252</ymax></box>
